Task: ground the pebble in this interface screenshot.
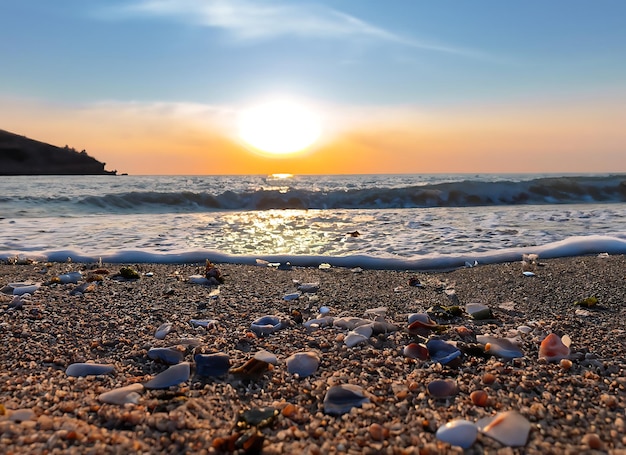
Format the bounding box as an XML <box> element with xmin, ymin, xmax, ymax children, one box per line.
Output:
<box><xmin>427</xmin><ymin>379</ymin><xmax>458</xmax><ymax>398</ymax></box>
<box><xmin>470</xmin><ymin>390</ymin><xmax>489</xmax><ymax>406</ymax></box>
<box><xmin>254</xmin><ymin>350</ymin><xmax>278</xmax><ymax>365</ymax></box>
<box><xmin>194</xmin><ymin>353</ymin><xmax>230</xmax><ymax>377</ymax></box>
<box><xmin>581</xmin><ymin>433</ymin><xmax>603</xmax><ymax>450</ymax></box>
<box><xmin>65</xmin><ymin>363</ymin><xmax>115</xmax><ymax>377</ymax></box>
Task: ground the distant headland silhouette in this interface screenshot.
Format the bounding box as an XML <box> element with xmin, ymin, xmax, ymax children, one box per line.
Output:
<box><xmin>0</xmin><ymin>129</ymin><xmax>116</xmax><ymax>175</ymax></box>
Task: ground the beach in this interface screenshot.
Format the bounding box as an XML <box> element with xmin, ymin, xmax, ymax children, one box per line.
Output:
<box><xmin>1</xmin><ymin>255</ymin><xmax>625</xmax><ymax>454</ymax></box>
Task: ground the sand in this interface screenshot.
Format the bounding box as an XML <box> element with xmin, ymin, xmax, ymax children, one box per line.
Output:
<box><xmin>1</xmin><ymin>255</ymin><xmax>625</xmax><ymax>454</ymax></box>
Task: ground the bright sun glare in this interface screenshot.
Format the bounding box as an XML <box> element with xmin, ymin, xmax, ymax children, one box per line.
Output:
<box><xmin>238</xmin><ymin>99</ymin><xmax>322</xmax><ymax>156</ymax></box>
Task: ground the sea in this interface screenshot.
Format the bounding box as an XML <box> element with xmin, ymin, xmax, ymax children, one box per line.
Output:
<box><xmin>1</xmin><ymin>173</ymin><xmax>625</xmax><ymax>270</ymax></box>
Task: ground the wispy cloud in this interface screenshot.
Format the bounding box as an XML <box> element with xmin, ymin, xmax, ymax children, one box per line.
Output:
<box><xmin>108</xmin><ymin>0</ymin><xmax>483</xmax><ymax>58</ymax></box>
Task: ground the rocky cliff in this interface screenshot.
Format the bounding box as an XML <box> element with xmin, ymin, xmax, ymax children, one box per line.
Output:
<box><xmin>0</xmin><ymin>129</ymin><xmax>116</xmax><ymax>175</ymax></box>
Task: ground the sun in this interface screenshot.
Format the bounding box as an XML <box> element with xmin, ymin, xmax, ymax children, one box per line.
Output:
<box><xmin>237</xmin><ymin>99</ymin><xmax>322</xmax><ymax>156</ymax></box>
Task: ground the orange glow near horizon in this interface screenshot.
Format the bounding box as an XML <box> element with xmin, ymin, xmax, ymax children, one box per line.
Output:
<box><xmin>0</xmin><ymin>95</ymin><xmax>625</xmax><ymax>175</ymax></box>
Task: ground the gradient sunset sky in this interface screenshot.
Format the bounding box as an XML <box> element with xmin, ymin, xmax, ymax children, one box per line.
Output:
<box><xmin>1</xmin><ymin>0</ymin><xmax>625</xmax><ymax>175</ymax></box>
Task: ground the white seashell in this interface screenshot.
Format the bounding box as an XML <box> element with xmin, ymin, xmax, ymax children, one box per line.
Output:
<box><xmin>522</xmin><ymin>271</ymin><xmax>536</xmax><ymax>277</ymax></box>
<box><xmin>254</xmin><ymin>350</ymin><xmax>278</xmax><ymax>365</ymax></box>
<box><xmin>144</xmin><ymin>362</ymin><xmax>190</xmax><ymax>389</ymax></box>
<box><xmin>188</xmin><ymin>275</ymin><xmax>211</xmax><ymax>285</ymax></box>
<box><xmin>364</xmin><ymin>307</ymin><xmax>387</xmax><ymax>318</ymax></box>
<box><xmin>66</xmin><ymin>362</ymin><xmax>115</xmax><ymax>377</ymax></box>
<box><xmin>353</xmin><ymin>324</ymin><xmax>373</xmax><ymax>337</ymax></box>
<box><xmin>6</xmin><ymin>283</ymin><xmax>40</xmax><ymax>296</ymax></box>
<box><xmin>476</xmin><ymin>335</ymin><xmax>524</xmax><ymax>359</ymax></box>
<box><xmin>436</xmin><ymin>419</ymin><xmax>478</xmax><ymax>449</ymax></box>
<box><xmin>476</xmin><ymin>411</ymin><xmax>531</xmax><ymax>447</ymax></box>
<box><xmin>517</xmin><ymin>325</ymin><xmax>532</xmax><ymax>334</ymax></box>
<box><xmin>318</xmin><ymin>263</ymin><xmax>331</xmax><ymax>269</ymax></box>
<box><xmin>286</xmin><ymin>351</ymin><xmax>320</xmax><ymax>377</ymax></box>
<box><xmin>344</xmin><ymin>325</ymin><xmax>372</xmax><ymax>348</ymax></box>
<box><xmin>333</xmin><ymin>317</ymin><xmax>371</xmax><ymax>330</ymax></box>
<box><xmin>190</xmin><ymin>319</ymin><xmax>217</xmax><ymax>329</ymax></box>
<box><xmin>561</xmin><ymin>334</ymin><xmax>572</xmax><ymax>348</ymax></box>
<box><xmin>303</xmin><ymin>316</ymin><xmax>334</xmax><ymax>331</ymax></box>
<box><xmin>98</xmin><ymin>383</ymin><xmax>144</xmax><ymax>405</ymax></box>
<box><xmin>155</xmin><ymin>322</ymin><xmax>173</xmax><ymax>340</ymax></box>
<box><xmin>58</xmin><ymin>271</ymin><xmax>82</xmax><ymax>284</ymax></box>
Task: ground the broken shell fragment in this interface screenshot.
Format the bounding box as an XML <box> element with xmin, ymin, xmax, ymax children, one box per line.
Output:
<box><xmin>426</xmin><ymin>339</ymin><xmax>462</xmax><ymax>365</ymax></box>
<box><xmin>148</xmin><ymin>347</ymin><xmax>185</xmax><ymax>365</ymax></box>
<box><xmin>323</xmin><ymin>384</ymin><xmax>369</xmax><ymax>415</ymax></box>
<box><xmin>286</xmin><ymin>351</ymin><xmax>320</xmax><ymax>377</ymax></box>
<box><xmin>403</xmin><ymin>342</ymin><xmax>429</xmax><ymax>360</ymax></box>
<box><xmin>66</xmin><ymin>363</ymin><xmax>115</xmax><ymax>377</ymax></box>
<box><xmin>98</xmin><ymin>383</ymin><xmax>144</xmax><ymax>405</ymax></box>
<box><xmin>154</xmin><ymin>322</ymin><xmax>173</xmax><ymax>340</ymax></box>
<box><xmin>436</xmin><ymin>419</ymin><xmax>478</xmax><ymax>449</ymax></box>
<box><xmin>539</xmin><ymin>333</ymin><xmax>570</xmax><ymax>362</ymax></box>
<box><xmin>143</xmin><ymin>362</ymin><xmax>190</xmax><ymax>389</ymax></box>
<box><xmin>477</xmin><ymin>411</ymin><xmax>531</xmax><ymax>447</ymax></box>
<box><xmin>195</xmin><ymin>353</ymin><xmax>231</xmax><ymax>377</ymax></box>
<box><xmin>476</xmin><ymin>335</ymin><xmax>524</xmax><ymax>360</ymax></box>
<box><xmin>250</xmin><ymin>315</ymin><xmax>284</xmax><ymax>336</ymax></box>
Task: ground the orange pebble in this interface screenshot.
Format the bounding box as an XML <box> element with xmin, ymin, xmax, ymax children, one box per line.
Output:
<box><xmin>582</xmin><ymin>433</ymin><xmax>603</xmax><ymax>450</ymax></box>
<box><xmin>470</xmin><ymin>390</ymin><xmax>489</xmax><ymax>406</ymax></box>
<box><xmin>369</xmin><ymin>423</ymin><xmax>388</xmax><ymax>441</ymax></box>
<box><xmin>482</xmin><ymin>373</ymin><xmax>496</xmax><ymax>385</ymax></box>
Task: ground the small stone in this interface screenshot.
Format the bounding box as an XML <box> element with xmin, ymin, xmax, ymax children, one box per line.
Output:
<box><xmin>582</xmin><ymin>433</ymin><xmax>602</xmax><ymax>450</ymax></box>
<box><xmin>427</xmin><ymin>379</ymin><xmax>458</xmax><ymax>398</ymax></box>
<box><xmin>369</xmin><ymin>423</ymin><xmax>387</xmax><ymax>441</ymax></box>
<box><xmin>470</xmin><ymin>390</ymin><xmax>489</xmax><ymax>407</ymax></box>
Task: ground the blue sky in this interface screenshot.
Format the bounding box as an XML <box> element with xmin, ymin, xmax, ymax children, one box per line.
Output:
<box><xmin>1</xmin><ymin>0</ymin><xmax>625</xmax><ymax>174</ymax></box>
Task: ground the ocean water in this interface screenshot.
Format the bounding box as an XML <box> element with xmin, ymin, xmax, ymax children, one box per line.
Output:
<box><xmin>1</xmin><ymin>173</ymin><xmax>625</xmax><ymax>270</ymax></box>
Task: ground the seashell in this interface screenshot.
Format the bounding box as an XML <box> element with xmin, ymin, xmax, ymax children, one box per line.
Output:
<box><xmin>407</xmin><ymin>313</ymin><xmax>439</xmax><ymax>336</ymax></box>
<box><xmin>436</xmin><ymin>419</ymin><xmax>478</xmax><ymax>449</ymax></box>
<box><xmin>476</xmin><ymin>411</ymin><xmax>531</xmax><ymax>447</ymax></box>
<box><xmin>470</xmin><ymin>390</ymin><xmax>489</xmax><ymax>406</ymax></box>
<box><xmin>303</xmin><ymin>316</ymin><xmax>334</xmax><ymax>331</ymax></box>
<box><xmin>155</xmin><ymin>322</ymin><xmax>173</xmax><ymax>340</ymax></box>
<box><xmin>323</xmin><ymin>384</ymin><xmax>369</xmax><ymax>415</ymax></box>
<box><xmin>466</xmin><ymin>303</ymin><xmax>492</xmax><ymax>320</ymax></box>
<box><xmin>427</xmin><ymin>379</ymin><xmax>458</xmax><ymax>398</ymax></box>
<box><xmin>476</xmin><ymin>335</ymin><xmax>524</xmax><ymax>359</ymax></box>
<box><xmin>333</xmin><ymin>317</ymin><xmax>371</xmax><ymax>330</ymax></box>
<box><xmin>522</xmin><ymin>271</ymin><xmax>536</xmax><ymax>277</ymax></box>
<box><xmin>403</xmin><ymin>342</ymin><xmax>429</xmax><ymax>360</ymax></box>
<box><xmin>189</xmin><ymin>275</ymin><xmax>211</xmax><ymax>285</ymax></box>
<box><xmin>408</xmin><ymin>312</ymin><xmax>434</xmax><ymax>324</ymax></box>
<box><xmin>559</xmin><ymin>358</ymin><xmax>573</xmax><ymax>370</ymax></box>
<box><xmin>66</xmin><ymin>362</ymin><xmax>115</xmax><ymax>377</ymax></box>
<box><xmin>3</xmin><ymin>283</ymin><xmax>40</xmax><ymax>296</ymax></box>
<box><xmin>229</xmin><ymin>358</ymin><xmax>270</xmax><ymax>378</ymax></box>
<box><xmin>370</xmin><ymin>320</ymin><xmax>400</xmax><ymax>334</ymax></box>
<box><xmin>148</xmin><ymin>347</ymin><xmax>185</xmax><ymax>365</ymax></box>
<box><xmin>98</xmin><ymin>383</ymin><xmax>144</xmax><ymax>405</ymax></box>
<box><xmin>58</xmin><ymin>271</ymin><xmax>82</xmax><ymax>284</ymax></box>
<box><xmin>250</xmin><ymin>315</ymin><xmax>284</xmax><ymax>336</ymax></box>
<box><xmin>283</xmin><ymin>292</ymin><xmax>301</xmax><ymax>301</ymax></box>
<box><xmin>195</xmin><ymin>353</ymin><xmax>230</xmax><ymax>377</ymax></box>
<box><xmin>517</xmin><ymin>325</ymin><xmax>532</xmax><ymax>334</ymax></box>
<box><xmin>190</xmin><ymin>319</ymin><xmax>218</xmax><ymax>329</ymax></box>
<box><xmin>318</xmin><ymin>263</ymin><xmax>331</xmax><ymax>269</ymax></box>
<box><xmin>539</xmin><ymin>333</ymin><xmax>570</xmax><ymax>361</ymax></box>
<box><xmin>254</xmin><ymin>350</ymin><xmax>277</xmax><ymax>365</ymax></box>
<box><xmin>318</xmin><ymin>306</ymin><xmax>331</xmax><ymax>315</ymax></box>
<box><xmin>69</xmin><ymin>282</ymin><xmax>95</xmax><ymax>296</ymax></box>
<box><xmin>364</xmin><ymin>307</ymin><xmax>387</xmax><ymax>318</ymax></box>
<box><xmin>297</xmin><ymin>283</ymin><xmax>319</xmax><ymax>293</ymax></box>
<box><xmin>144</xmin><ymin>362</ymin><xmax>190</xmax><ymax>389</ymax></box>
<box><xmin>426</xmin><ymin>339</ymin><xmax>462</xmax><ymax>365</ymax></box>
<box><xmin>344</xmin><ymin>332</ymin><xmax>369</xmax><ymax>348</ymax></box>
<box><xmin>286</xmin><ymin>351</ymin><xmax>320</xmax><ymax>377</ymax></box>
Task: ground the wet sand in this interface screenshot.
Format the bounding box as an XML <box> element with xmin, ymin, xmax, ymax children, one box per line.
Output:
<box><xmin>1</xmin><ymin>256</ymin><xmax>625</xmax><ymax>454</ymax></box>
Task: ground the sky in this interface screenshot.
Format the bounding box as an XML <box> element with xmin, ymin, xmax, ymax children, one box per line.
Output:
<box><xmin>1</xmin><ymin>0</ymin><xmax>625</xmax><ymax>175</ymax></box>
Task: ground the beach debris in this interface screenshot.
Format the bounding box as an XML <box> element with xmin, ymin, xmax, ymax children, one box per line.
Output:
<box><xmin>427</xmin><ymin>305</ymin><xmax>463</xmax><ymax>320</ymax></box>
<box><xmin>195</xmin><ymin>353</ymin><xmax>231</xmax><ymax>377</ymax></box>
<box><xmin>444</xmin><ymin>289</ymin><xmax>461</xmax><ymax>306</ymax></box>
<box><xmin>408</xmin><ymin>313</ymin><xmax>441</xmax><ymax>336</ymax></box>
<box><xmin>466</xmin><ymin>303</ymin><xmax>493</xmax><ymax>320</ymax></box>
<box><xmin>277</xmin><ymin>262</ymin><xmax>292</xmax><ymax>271</ymax></box>
<box><xmin>155</xmin><ymin>322</ymin><xmax>173</xmax><ymax>340</ymax></box>
<box><xmin>303</xmin><ymin>316</ymin><xmax>334</xmax><ymax>331</ymax></box>
<box><xmin>476</xmin><ymin>335</ymin><xmax>524</xmax><ymax>360</ymax></box>
<box><xmin>408</xmin><ymin>276</ymin><xmax>423</xmax><ymax>287</ymax></box>
<box><xmin>148</xmin><ymin>347</ymin><xmax>185</xmax><ymax>365</ymax></box>
<box><xmin>65</xmin><ymin>362</ymin><xmax>115</xmax><ymax>377</ymax></box>
<box><xmin>465</xmin><ymin>260</ymin><xmax>478</xmax><ymax>268</ymax></box>
<box><xmin>189</xmin><ymin>275</ymin><xmax>212</xmax><ymax>285</ymax></box>
<box><xmin>522</xmin><ymin>271</ymin><xmax>536</xmax><ymax>277</ymax></box>
<box><xmin>190</xmin><ymin>319</ymin><xmax>218</xmax><ymax>329</ymax></box>
<box><xmin>298</xmin><ymin>283</ymin><xmax>319</xmax><ymax>294</ymax></box>
<box><xmin>538</xmin><ymin>333</ymin><xmax>570</xmax><ymax>362</ymax></box>
<box><xmin>476</xmin><ymin>411</ymin><xmax>531</xmax><ymax>447</ymax></box>
<box><xmin>597</xmin><ymin>252</ymin><xmax>609</xmax><ymax>258</ymax></box>
<box><xmin>229</xmin><ymin>358</ymin><xmax>270</xmax><ymax>379</ymax></box>
<box><xmin>318</xmin><ymin>263</ymin><xmax>331</xmax><ymax>270</ymax></box>
<box><xmin>436</xmin><ymin>419</ymin><xmax>478</xmax><ymax>449</ymax></box>
<box><xmin>286</xmin><ymin>351</ymin><xmax>320</xmax><ymax>377</ymax></box>
<box><xmin>55</xmin><ymin>271</ymin><xmax>83</xmax><ymax>284</ymax></box>
<box><xmin>1</xmin><ymin>283</ymin><xmax>40</xmax><ymax>296</ymax></box>
<box><xmin>250</xmin><ymin>315</ymin><xmax>285</xmax><ymax>336</ymax></box>
<box><xmin>426</xmin><ymin>339</ymin><xmax>462</xmax><ymax>365</ymax></box>
<box><xmin>118</xmin><ymin>266</ymin><xmax>140</xmax><ymax>280</ymax></box>
<box><xmin>98</xmin><ymin>383</ymin><xmax>144</xmax><ymax>405</ymax></box>
<box><xmin>344</xmin><ymin>324</ymin><xmax>373</xmax><ymax>348</ymax></box>
<box><xmin>346</xmin><ymin>230</ymin><xmax>361</xmax><ymax>237</ymax></box>
<box><xmin>144</xmin><ymin>362</ymin><xmax>190</xmax><ymax>389</ymax></box>
<box><xmin>427</xmin><ymin>379</ymin><xmax>458</xmax><ymax>398</ymax></box>
<box><xmin>521</xmin><ymin>253</ymin><xmax>539</xmax><ymax>272</ymax></box>
<box><xmin>69</xmin><ymin>282</ymin><xmax>97</xmax><ymax>296</ymax></box>
<box><xmin>574</xmin><ymin>296</ymin><xmax>598</xmax><ymax>308</ymax></box>
<box><xmin>323</xmin><ymin>384</ymin><xmax>369</xmax><ymax>415</ymax></box>
<box><xmin>205</xmin><ymin>259</ymin><xmax>224</xmax><ymax>284</ymax></box>
<box><xmin>403</xmin><ymin>342</ymin><xmax>429</xmax><ymax>360</ymax></box>
<box><xmin>253</xmin><ymin>350</ymin><xmax>277</xmax><ymax>365</ymax></box>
